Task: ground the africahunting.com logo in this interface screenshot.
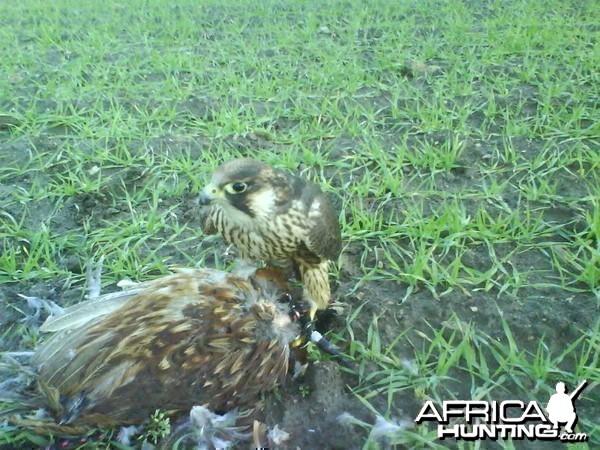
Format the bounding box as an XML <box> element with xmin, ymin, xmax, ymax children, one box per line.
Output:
<box><xmin>415</xmin><ymin>380</ymin><xmax>589</xmax><ymax>442</ymax></box>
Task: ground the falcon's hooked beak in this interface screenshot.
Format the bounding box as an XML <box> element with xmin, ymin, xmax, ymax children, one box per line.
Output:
<box><xmin>198</xmin><ymin>183</ymin><xmax>224</xmax><ymax>206</ymax></box>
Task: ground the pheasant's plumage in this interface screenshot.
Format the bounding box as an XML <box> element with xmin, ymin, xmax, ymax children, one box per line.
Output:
<box><xmin>5</xmin><ymin>268</ymin><xmax>298</xmax><ymax>433</ymax></box>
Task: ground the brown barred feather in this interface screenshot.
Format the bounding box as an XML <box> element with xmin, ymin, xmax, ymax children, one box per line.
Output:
<box><xmin>5</xmin><ymin>267</ymin><xmax>298</xmax><ymax>434</ymax></box>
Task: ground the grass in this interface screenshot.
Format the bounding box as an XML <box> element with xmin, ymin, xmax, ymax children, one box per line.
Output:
<box><xmin>346</xmin><ymin>313</ymin><xmax>599</xmax><ymax>448</ymax></box>
<box><xmin>0</xmin><ymin>0</ymin><xmax>598</xmax><ymax>448</ymax></box>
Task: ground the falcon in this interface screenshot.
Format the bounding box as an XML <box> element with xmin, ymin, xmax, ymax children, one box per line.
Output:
<box><xmin>3</xmin><ymin>267</ymin><xmax>298</xmax><ymax>435</ymax></box>
<box><xmin>198</xmin><ymin>158</ymin><xmax>342</xmax><ymax>318</ymax></box>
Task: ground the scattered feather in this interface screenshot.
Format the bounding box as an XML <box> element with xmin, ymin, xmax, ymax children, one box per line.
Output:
<box><xmin>117</xmin><ymin>425</ymin><xmax>142</xmax><ymax>445</ymax></box>
<box><xmin>401</xmin><ymin>359</ymin><xmax>419</xmax><ymax>376</ymax></box>
<box><xmin>211</xmin><ymin>437</ymin><xmax>233</xmax><ymax>449</ymax></box>
<box><xmin>370</xmin><ymin>415</ymin><xmax>411</xmax><ymax>441</ymax></box>
<box><xmin>268</xmin><ymin>424</ymin><xmax>290</xmax><ymax>445</ymax></box>
<box><xmin>337</xmin><ymin>412</ymin><xmax>411</xmax><ymax>448</ymax></box>
<box><xmin>116</xmin><ymin>278</ymin><xmax>138</xmax><ymax>289</ymax></box>
<box><xmin>329</xmin><ymin>300</ymin><xmax>347</xmax><ymax>315</ymax></box>
<box><xmin>85</xmin><ymin>255</ymin><xmax>104</xmax><ymax>300</ymax></box>
<box><xmin>18</xmin><ymin>294</ymin><xmax>64</xmax><ymax>326</ymax></box>
<box><xmin>337</xmin><ymin>412</ymin><xmax>370</xmax><ymax>428</ymax></box>
<box><xmin>179</xmin><ymin>406</ymin><xmax>251</xmax><ymax>450</ymax></box>
<box><xmin>292</xmin><ymin>360</ymin><xmax>309</xmax><ymax>380</ymax></box>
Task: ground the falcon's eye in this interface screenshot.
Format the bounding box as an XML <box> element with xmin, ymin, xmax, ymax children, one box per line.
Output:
<box><xmin>225</xmin><ymin>181</ymin><xmax>248</xmax><ymax>194</ymax></box>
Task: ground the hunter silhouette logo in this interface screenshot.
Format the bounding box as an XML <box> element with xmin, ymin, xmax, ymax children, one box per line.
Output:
<box><xmin>415</xmin><ymin>380</ymin><xmax>588</xmax><ymax>442</ymax></box>
<box><xmin>546</xmin><ymin>380</ymin><xmax>586</xmax><ymax>434</ymax></box>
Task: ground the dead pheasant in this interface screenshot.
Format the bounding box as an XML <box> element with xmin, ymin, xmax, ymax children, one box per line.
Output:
<box><xmin>1</xmin><ymin>267</ymin><xmax>299</xmax><ymax>438</ymax></box>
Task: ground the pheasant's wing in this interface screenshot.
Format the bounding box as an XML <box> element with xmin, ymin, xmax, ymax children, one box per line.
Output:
<box><xmin>39</xmin><ymin>288</ymin><xmax>145</xmax><ymax>333</ymax></box>
<box><xmin>36</xmin><ymin>268</ymin><xmax>225</xmax><ymax>359</ymax></box>
<box><xmin>30</xmin><ymin>268</ymin><xmax>295</xmax><ymax>427</ymax></box>
<box><xmin>31</xmin><ymin>270</ymin><xmax>235</xmax><ymax>422</ymax></box>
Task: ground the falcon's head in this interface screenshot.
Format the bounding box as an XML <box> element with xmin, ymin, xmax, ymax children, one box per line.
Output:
<box><xmin>198</xmin><ymin>158</ymin><xmax>296</xmax><ymax>221</ymax></box>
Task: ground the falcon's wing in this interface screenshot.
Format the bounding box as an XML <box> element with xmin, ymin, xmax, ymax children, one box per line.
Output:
<box><xmin>303</xmin><ymin>186</ymin><xmax>342</xmax><ymax>262</ymax></box>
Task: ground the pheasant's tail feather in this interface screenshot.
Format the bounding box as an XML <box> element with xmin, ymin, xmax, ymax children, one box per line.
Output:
<box><xmin>36</xmin><ymin>379</ymin><xmax>63</xmax><ymax>416</ymax></box>
<box><xmin>3</xmin><ymin>415</ymin><xmax>90</xmax><ymax>437</ymax></box>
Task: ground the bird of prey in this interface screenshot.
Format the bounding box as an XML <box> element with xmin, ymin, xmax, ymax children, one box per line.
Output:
<box><xmin>3</xmin><ymin>267</ymin><xmax>298</xmax><ymax>435</ymax></box>
<box><xmin>198</xmin><ymin>158</ymin><xmax>341</xmax><ymax>319</ymax></box>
